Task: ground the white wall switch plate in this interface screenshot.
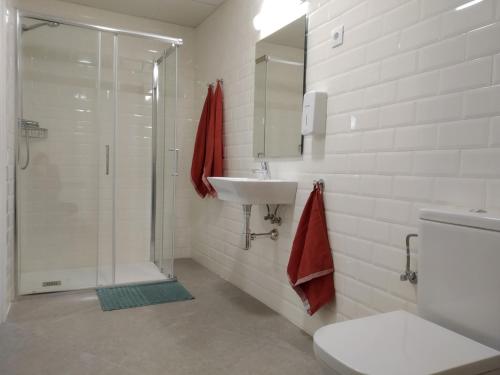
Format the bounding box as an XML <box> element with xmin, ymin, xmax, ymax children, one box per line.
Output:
<box><xmin>331</xmin><ymin>25</ymin><xmax>344</xmax><ymax>48</ymax></box>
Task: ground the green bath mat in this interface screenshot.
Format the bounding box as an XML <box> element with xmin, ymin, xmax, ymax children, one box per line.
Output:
<box><xmin>96</xmin><ymin>280</ymin><xmax>194</xmax><ymax>311</ymax></box>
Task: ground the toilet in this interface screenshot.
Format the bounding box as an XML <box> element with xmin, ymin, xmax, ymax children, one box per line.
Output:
<box><xmin>313</xmin><ymin>208</ymin><xmax>500</xmax><ymax>375</ymax></box>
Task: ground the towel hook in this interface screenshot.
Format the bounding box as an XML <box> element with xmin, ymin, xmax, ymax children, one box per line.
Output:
<box><xmin>208</xmin><ymin>79</ymin><xmax>223</xmax><ymax>87</ymax></box>
<box><xmin>313</xmin><ymin>179</ymin><xmax>325</xmax><ymax>193</ymax></box>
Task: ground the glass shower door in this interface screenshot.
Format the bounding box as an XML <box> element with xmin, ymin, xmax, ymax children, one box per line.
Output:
<box><xmin>17</xmin><ymin>19</ymin><xmax>108</xmax><ymax>294</ymax></box>
<box><xmin>112</xmin><ymin>35</ymin><xmax>174</xmax><ymax>284</ymax></box>
<box><xmin>152</xmin><ymin>48</ymin><xmax>177</xmax><ymax>280</ymax></box>
<box><xmin>17</xmin><ymin>17</ymin><xmax>178</xmax><ymax>295</ymax></box>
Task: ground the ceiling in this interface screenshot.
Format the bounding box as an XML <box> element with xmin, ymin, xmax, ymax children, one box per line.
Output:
<box><xmin>57</xmin><ymin>0</ymin><xmax>226</xmax><ymax>27</ymax></box>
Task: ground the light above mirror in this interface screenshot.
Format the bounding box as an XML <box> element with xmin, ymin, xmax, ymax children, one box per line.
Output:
<box><xmin>253</xmin><ymin>0</ymin><xmax>309</xmax><ymax>35</ymax></box>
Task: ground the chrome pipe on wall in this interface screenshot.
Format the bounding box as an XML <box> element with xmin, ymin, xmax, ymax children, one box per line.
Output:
<box><xmin>241</xmin><ymin>204</ymin><xmax>280</xmax><ymax>250</ymax></box>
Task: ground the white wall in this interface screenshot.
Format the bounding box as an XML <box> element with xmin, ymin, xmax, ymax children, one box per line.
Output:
<box><xmin>192</xmin><ymin>0</ymin><xmax>500</xmax><ymax>334</ymax></box>
<box><xmin>0</xmin><ymin>0</ymin><xmax>15</xmax><ymax>322</ymax></box>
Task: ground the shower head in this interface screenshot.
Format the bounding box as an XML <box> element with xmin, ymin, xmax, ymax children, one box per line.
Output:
<box><xmin>22</xmin><ymin>21</ymin><xmax>60</xmax><ymax>33</ymax></box>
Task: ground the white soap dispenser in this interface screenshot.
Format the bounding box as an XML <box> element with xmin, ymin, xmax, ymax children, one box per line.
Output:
<box><xmin>301</xmin><ymin>91</ymin><xmax>327</xmax><ymax>136</ymax></box>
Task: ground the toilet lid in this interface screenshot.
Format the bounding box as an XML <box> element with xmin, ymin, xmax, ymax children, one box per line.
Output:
<box><xmin>313</xmin><ymin>311</ymin><xmax>500</xmax><ymax>375</ymax></box>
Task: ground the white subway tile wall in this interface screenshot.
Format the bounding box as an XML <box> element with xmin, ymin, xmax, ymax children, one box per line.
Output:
<box><xmin>192</xmin><ymin>0</ymin><xmax>500</xmax><ymax>334</ymax></box>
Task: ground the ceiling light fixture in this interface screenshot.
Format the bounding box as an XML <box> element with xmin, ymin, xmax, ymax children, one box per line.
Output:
<box><xmin>455</xmin><ymin>0</ymin><xmax>484</xmax><ymax>11</ymax></box>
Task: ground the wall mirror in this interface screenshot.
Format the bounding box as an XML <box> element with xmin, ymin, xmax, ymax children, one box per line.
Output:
<box><xmin>253</xmin><ymin>15</ymin><xmax>307</xmax><ymax>158</ymax></box>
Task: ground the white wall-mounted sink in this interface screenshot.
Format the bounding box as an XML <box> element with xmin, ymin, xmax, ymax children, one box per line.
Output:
<box><xmin>207</xmin><ymin>177</ymin><xmax>298</xmax><ymax>205</ymax></box>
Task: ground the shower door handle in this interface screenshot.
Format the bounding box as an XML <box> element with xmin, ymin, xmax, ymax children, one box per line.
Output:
<box><xmin>169</xmin><ymin>148</ymin><xmax>179</xmax><ymax>176</ymax></box>
<box><xmin>105</xmin><ymin>145</ymin><xmax>110</xmax><ymax>175</ymax></box>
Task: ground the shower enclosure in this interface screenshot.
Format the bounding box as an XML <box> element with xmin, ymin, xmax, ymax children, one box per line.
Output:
<box><xmin>15</xmin><ymin>12</ymin><xmax>181</xmax><ymax>294</ymax></box>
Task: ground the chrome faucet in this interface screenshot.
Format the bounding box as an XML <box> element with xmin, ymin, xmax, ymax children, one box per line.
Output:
<box><xmin>253</xmin><ymin>161</ymin><xmax>271</xmax><ymax>180</ymax></box>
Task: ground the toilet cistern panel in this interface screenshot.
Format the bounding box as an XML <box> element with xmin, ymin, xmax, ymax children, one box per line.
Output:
<box><xmin>418</xmin><ymin>208</ymin><xmax>500</xmax><ymax>351</ymax></box>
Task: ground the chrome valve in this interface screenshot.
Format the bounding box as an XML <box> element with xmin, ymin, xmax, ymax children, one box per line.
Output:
<box><xmin>401</xmin><ymin>233</ymin><xmax>418</xmax><ymax>285</ymax></box>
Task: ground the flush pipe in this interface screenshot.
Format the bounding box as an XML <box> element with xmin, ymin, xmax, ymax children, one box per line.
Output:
<box><xmin>242</xmin><ymin>204</ymin><xmax>279</xmax><ymax>250</ymax></box>
<box><xmin>400</xmin><ymin>233</ymin><xmax>418</xmax><ymax>284</ymax></box>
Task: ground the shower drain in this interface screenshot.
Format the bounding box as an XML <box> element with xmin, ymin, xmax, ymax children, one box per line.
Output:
<box><xmin>42</xmin><ymin>280</ymin><xmax>62</xmax><ymax>287</ymax></box>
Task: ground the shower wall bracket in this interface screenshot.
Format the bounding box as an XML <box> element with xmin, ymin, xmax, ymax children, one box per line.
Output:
<box><xmin>242</xmin><ymin>204</ymin><xmax>279</xmax><ymax>250</ymax></box>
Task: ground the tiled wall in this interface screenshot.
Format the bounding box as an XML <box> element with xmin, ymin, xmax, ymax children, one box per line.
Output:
<box><xmin>0</xmin><ymin>0</ymin><xmax>15</xmax><ymax>322</ymax></box>
<box><xmin>192</xmin><ymin>0</ymin><xmax>500</xmax><ymax>334</ymax></box>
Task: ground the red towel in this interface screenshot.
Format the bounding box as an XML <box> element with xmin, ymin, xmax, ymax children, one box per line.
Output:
<box><xmin>202</xmin><ymin>80</ymin><xmax>224</xmax><ymax>195</ymax></box>
<box><xmin>213</xmin><ymin>81</ymin><xmax>224</xmax><ymax>177</ymax></box>
<box><xmin>191</xmin><ymin>86</ymin><xmax>212</xmax><ymax>197</ymax></box>
<box><xmin>287</xmin><ymin>184</ymin><xmax>334</xmax><ymax>315</ymax></box>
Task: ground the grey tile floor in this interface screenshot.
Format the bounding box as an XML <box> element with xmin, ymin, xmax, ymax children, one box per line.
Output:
<box><xmin>0</xmin><ymin>259</ymin><xmax>321</xmax><ymax>375</ymax></box>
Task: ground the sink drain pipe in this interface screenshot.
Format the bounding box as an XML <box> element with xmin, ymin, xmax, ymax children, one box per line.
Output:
<box><xmin>242</xmin><ymin>204</ymin><xmax>279</xmax><ymax>250</ymax></box>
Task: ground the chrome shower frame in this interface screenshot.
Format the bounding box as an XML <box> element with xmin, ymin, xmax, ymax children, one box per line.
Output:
<box><xmin>14</xmin><ymin>9</ymin><xmax>181</xmax><ymax>296</ymax></box>
<box><xmin>150</xmin><ymin>48</ymin><xmax>179</xmax><ymax>280</ymax></box>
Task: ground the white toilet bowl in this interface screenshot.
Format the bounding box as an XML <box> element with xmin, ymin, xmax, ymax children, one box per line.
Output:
<box><xmin>313</xmin><ymin>311</ymin><xmax>500</xmax><ymax>375</ymax></box>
